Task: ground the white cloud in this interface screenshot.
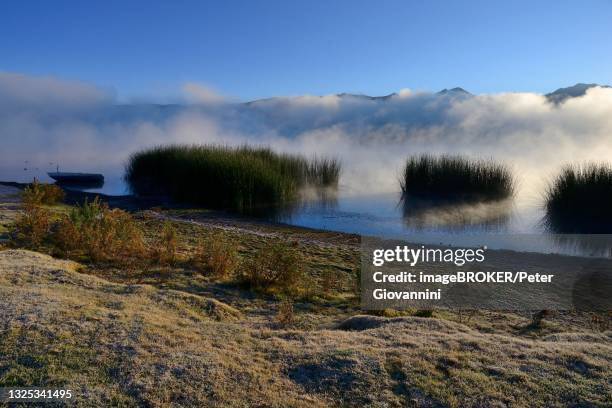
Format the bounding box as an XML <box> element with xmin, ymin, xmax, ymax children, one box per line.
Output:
<box><xmin>1</xmin><ymin>72</ymin><xmax>612</xmax><ymax>202</ymax></box>
<box><xmin>0</xmin><ymin>72</ymin><xmax>111</xmax><ymax>111</ymax></box>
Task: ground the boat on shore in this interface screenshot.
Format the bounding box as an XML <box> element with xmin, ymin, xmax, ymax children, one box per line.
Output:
<box><xmin>48</xmin><ymin>172</ymin><xmax>104</xmax><ymax>186</ymax></box>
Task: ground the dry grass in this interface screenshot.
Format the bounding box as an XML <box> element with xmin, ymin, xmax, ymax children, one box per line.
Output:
<box><xmin>1</xmin><ymin>191</ymin><xmax>610</xmax><ymax>407</ymax></box>
<box><xmin>193</xmin><ymin>231</ymin><xmax>238</xmax><ymax>278</ymax></box>
<box><xmin>320</xmin><ymin>270</ymin><xmax>338</xmax><ymax>295</ymax></box>
<box><xmin>0</xmin><ymin>251</ymin><xmax>609</xmax><ymax>407</ymax></box>
<box><xmin>240</xmin><ymin>241</ymin><xmax>304</xmax><ymax>295</ymax></box>
<box><xmin>275</xmin><ymin>299</ymin><xmax>296</xmax><ymax>327</ymax></box>
<box><xmin>152</xmin><ymin>221</ymin><xmax>178</xmax><ymax>265</ymax></box>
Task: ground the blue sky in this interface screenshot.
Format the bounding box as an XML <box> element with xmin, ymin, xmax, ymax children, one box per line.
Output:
<box><xmin>1</xmin><ymin>0</ymin><xmax>611</xmax><ymax>100</ymax></box>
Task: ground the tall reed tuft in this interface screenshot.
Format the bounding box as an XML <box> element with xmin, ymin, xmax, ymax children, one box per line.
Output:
<box><xmin>124</xmin><ymin>145</ymin><xmax>340</xmax><ymax>214</ymax></box>
<box><xmin>400</xmin><ymin>155</ymin><xmax>514</xmax><ymax>201</ymax></box>
<box><xmin>544</xmin><ymin>163</ymin><xmax>612</xmax><ymax>233</ymax></box>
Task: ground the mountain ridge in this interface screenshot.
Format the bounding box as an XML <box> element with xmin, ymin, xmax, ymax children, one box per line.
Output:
<box><xmin>545</xmin><ymin>83</ymin><xmax>611</xmax><ymax>104</ymax></box>
<box><xmin>244</xmin><ymin>83</ymin><xmax>609</xmax><ymax>106</ymax></box>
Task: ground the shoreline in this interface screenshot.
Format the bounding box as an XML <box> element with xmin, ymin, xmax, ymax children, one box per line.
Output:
<box><xmin>0</xmin><ymin>180</ymin><xmax>361</xmax><ymax>247</ymax></box>
<box><xmin>1</xmin><ymin>184</ymin><xmax>610</xmax><ymax>406</ymax></box>
<box><xmin>3</xmin><ymin>180</ymin><xmax>612</xmax><ymax>262</ymax></box>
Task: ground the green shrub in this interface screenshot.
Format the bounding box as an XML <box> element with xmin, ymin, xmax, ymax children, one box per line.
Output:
<box><xmin>124</xmin><ymin>145</ymin><xmax>340</xmax><ymax>214</ymax></box>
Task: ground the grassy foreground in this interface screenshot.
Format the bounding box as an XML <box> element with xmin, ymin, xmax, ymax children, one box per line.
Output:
<box><xmin>401</xmin><ymin>155</ymin><xmax>514</xmax><ymax>201</ymax></box>
<box><xmin>0</xmin><ymin>185</ymin><xmax>610</xmax><ymax>407</ymax></box>
<box><xmin>125</xmin><ymin>145</ymin><xmax>340</xmax><ymax>214</ymax></box>
<box><xmin>544</xmin><ymin>163</ymin><xmax>612</xmax><ymax>233</ymax></box>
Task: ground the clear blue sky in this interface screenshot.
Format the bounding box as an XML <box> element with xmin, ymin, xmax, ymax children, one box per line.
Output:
<box><xmin>1</xmin><ymin>0</ymin><xmax>611</xmax><ymax>100</ymax></box>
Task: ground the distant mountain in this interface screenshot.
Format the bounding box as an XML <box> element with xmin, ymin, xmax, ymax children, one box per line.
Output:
<box><xmin>243</xmin><ymin>83</ymin><xmax>612</xmax><ymax>106</ymax></box>
<box><xmin>546</xmin><ymin>83</ymin><xmax>611</xmax><ymax>104</ymax></box>
<box><xmin>246</xmin><ymin>87</ymin><xmax>472</xmax><ymax>105</ymax></box>
<box><xmin>436</xmin><ymin>87</ymin><xmax>471</xmax><ymax>96</ymax></box>
<box><xmin>335</xmin><ymin>92</ymin><xmax>397</xmax><ymax>101</ymax></box>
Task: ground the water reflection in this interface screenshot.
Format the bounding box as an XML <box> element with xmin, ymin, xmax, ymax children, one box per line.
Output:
<box><xmin>542</xmin><ymin>211</ymin><xmax>612</xmax><ymax>234</ymax></box>
<box><xmin>267</xmin><ymin>187</ymin><xmax>339</xmax><ymax>221</ymax></box>
<box><xmin>298</xmin><ymin>187</ymin><xmax>339</xmax><ymax>211</ymax></box>
<box><xmin>401</xmin><ymin>196</ymin><xmax>513</xmax><ymax>232</ymax></box>
<box><xmin>54</xmin><ymin>179</ymin><xmax>105</xmax><ymax>191</ymax></box>
<box><xmin>547</xmin><ymin>234</ymin><xmax>612</xmax><ymax>258</ymax></box>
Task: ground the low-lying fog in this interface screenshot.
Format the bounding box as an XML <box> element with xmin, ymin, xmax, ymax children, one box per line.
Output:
<box><xmin>2</xmin><ymin>72</ymin><xmax>612</xmax><ymax>230</ymax></box>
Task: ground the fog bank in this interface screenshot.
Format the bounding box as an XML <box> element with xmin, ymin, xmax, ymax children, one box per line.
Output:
<box><xmin>2</xmin><ymin>72</ymin><xmax>612</xmax><ymax>203</ymax></box>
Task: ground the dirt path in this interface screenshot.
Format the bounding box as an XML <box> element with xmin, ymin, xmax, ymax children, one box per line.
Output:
<box><xmin>147</xmin><ymin>210</ymin><xmax>360</xmax><ymax>249</ymax></box>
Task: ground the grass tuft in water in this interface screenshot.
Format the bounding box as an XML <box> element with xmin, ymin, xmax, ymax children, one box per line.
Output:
<box><xmin>400</xmin><ymin>155</ymin><xmax>514</xmax><ymax>202</ymax></box>
<box><xmin>124</xmin><ymin>145</ymin><xmax>340</xmax><ymax>214</ymax></box>
<box><xmin>544</xmin><ymin>163</ymin><xmax>612</xmax><ymax>233</ymax></box>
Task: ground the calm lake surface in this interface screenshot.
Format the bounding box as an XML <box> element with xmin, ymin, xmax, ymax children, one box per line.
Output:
<box><xmin>280</xmin><ymin>189</ymin><xmax>612</xmax><ymax>257</ymax></box>
<box><xmin>3</xmin><ymin>168</ymin><xmax>610</xmax><ymax>258</ymax></box>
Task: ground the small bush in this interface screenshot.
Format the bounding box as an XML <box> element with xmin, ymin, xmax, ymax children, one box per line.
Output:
<box><xmin>530</xmin><ymin>310</ymin><xmax>552</xmax><ymax>329</ymax></box>
<box><xmin>12</xmin><ymin>205</ymin><xmax>52</xmax><ymax>247</ymax></box>
<box><xmin>414</xmin><ymin>309</ymin><xmax>434</xmax><ymax>318</ymax></box>
<box><xmin>275</xmin><ymin>300</ymin><xmax>295</xmax><ymax>327</ymax></box>
<box><xmin>321</xmin><ymin>270</ymin><xmax>338</xmax><ymax>295</ymax></box>
<box><xmin>241</xmin><ymin>241</ymin><xmax>303</xmax><ymax>294</ymax></box>
<box><xmin>544</xmin><ymin>163</ymin><xmax>612</xmax><ymax>233</ymax></box>
<box><xmin>401</xmin><ymin>155</ymin><xmax>514</xmax><ymax>201</ymax></box>
<box><xmin>194</xmin><ymin>232</ymin><xmax>238</xmax><ymax>278</ymax></box>
<box><xmin>589</xmin><ymin>312</ymin><xmax>611</xmax><ymax>332</ymax></box>
<box><xmin>54</xmin><ymin>197</ymin><xmax>145</xmax><ymax>263</ymax></box>
<box><xmin>22</xmin><ymin>180</ymin><xmax>65</xmax><ymax>206</ymax></box>
<box><xmin>153</xmin><ymin>222</ymin><xmax>178</xmax><ymax>265</ymax></box>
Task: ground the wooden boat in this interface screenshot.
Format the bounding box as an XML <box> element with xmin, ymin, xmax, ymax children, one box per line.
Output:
<box><xmin>48</xmin><ymin>172</ymin><xmax>104</xmax><ymax>184</ymax></box>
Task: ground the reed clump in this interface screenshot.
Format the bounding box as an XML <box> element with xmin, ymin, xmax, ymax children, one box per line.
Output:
<box><xmin>544</xmin><ymin>163</ymin><xmax>612</xmax><ymax>233</ymax></box>
<box><xmin>400</xmin><ymin>155</ymin><xmax>514</xmax><ymax>201</ymax></box>
<box><xmin>124</xmin><ymin>145</ymin><xmax>340</xmax><ymax>214</ymax></box>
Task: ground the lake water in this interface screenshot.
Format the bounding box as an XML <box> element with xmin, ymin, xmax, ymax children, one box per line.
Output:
<box><xmin>2</xmin><ymin>169</ymin><xmax>610</xmax><ymax>257</ymax></box>
<box><xmin>279</xmin><ymin>189</ymin><xmax>612</xmax><ymax>257</ymax></box>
